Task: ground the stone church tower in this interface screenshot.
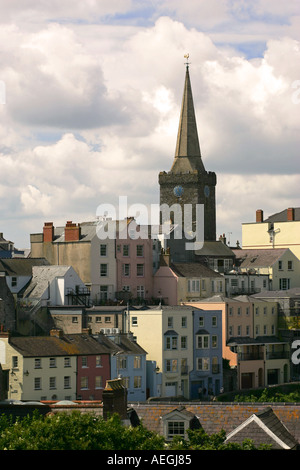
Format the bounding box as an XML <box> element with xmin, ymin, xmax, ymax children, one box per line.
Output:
<box><xmin>159</xmin><ymin>61</ymin><xmax>217</xmax><ymax>261</ymax></box>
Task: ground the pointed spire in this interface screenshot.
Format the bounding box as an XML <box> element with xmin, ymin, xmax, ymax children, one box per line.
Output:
<box><xmin>171</xmin><ymin>58</ymin><xmax>205</xmax><ymax>173</ymax></box>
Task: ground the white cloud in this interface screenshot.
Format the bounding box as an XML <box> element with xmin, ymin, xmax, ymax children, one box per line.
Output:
<box><xmin>0</xmin><ymin>3</ymin><xmax>299</xmax><ymax>249</ymax></box>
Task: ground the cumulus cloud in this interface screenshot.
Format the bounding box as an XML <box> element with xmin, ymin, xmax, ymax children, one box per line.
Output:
<box><xmin>0</xmin><ymin>2</ymin><xmax>299</xmax><ymax>249</ymax></box>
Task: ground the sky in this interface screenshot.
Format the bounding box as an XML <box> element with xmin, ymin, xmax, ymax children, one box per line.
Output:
<box><xmin>0</xmin><ymin>0</ymin><xmax>299</xmax><ymax>250</ymax></box>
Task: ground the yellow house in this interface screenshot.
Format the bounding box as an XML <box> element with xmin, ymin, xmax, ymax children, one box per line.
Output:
<box><xmin>232</xmin><ymin>247</ymin><xmax>300</xmax><ymax>291</ymax></box>
<box><xmin>242</xmin><ymin>208</ymin><xmax>300</xmax><ymax>259</ymax></box>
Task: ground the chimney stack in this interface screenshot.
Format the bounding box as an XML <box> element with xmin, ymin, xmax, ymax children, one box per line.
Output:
<box><xmin>50</xmin><ymin>329</ymin><xmax>64</xmax><ymax>338</ymax></box>
<box><xmin>65</xmin><ymin>221</ymin><xmax>81</xmax><ymax>242</ymax></box>
<box><xmin>287</xmin><ymin>208</ymin><xmax>294</xmax><ymax>221</ymax></box>
<box><xmin>43</xmin><ymin>222</ymin><xmax>54</xmax><ymax>242</ymax></box>
<box><xmin>256</xmin><ymin>209</ymin><xmax>264</xmax><ymax>223</ymax></box>
<box><xmin>102</xmin><ymin>378</ymin><xmax>128</xmax><ymax>421</ymax></box>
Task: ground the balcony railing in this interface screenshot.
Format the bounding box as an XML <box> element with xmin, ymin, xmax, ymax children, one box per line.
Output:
<box><xmin>238</xmin><ymin>352</ymin><xmax>264</xmax><ymax>361</ymax></box>
<box><xmin>266</xmin><ymin>351</ymin><xmax>289</xmax><ymax>360</ymax></box>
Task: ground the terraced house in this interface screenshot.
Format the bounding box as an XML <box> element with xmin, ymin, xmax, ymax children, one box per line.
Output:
<box><xmin>129</xmin><ymin>305</ymin><xmax>223</xmax><ymax>399</ymax></box>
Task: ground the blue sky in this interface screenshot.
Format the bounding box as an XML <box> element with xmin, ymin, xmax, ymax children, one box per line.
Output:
<box><xmin>0</xmin><ymin>0</ymin><xmax>299</xmax><ymax>249</ymax></box>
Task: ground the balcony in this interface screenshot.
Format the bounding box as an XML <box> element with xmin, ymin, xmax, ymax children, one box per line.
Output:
<box><xmin>238</xmin><ymin>352</ymin><xmax>264</xmax><ymax>361</ymax></box>
<box><xmin>266</xmin><ymin>351</ymin><xmax>290</xmax><ymax>360</ymax></box>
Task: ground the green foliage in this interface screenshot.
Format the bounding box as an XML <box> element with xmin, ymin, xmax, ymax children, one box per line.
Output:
<box><xmin>234</xmin><ymin>387</ymin><xmax>300</xmax><ymax>403</ymax></box>
<box><xmin>0</xmin><ymin>410</ymin><xmax>271</xmax><ymax>450</ymax></box>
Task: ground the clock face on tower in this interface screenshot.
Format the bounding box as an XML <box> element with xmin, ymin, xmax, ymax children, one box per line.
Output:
<box><xmin>173</xmin><ymin>185</ymin><xmax>184</xmax><ymax>198</ymax></box>
<box><xmin>204</xmin><ymin>185</ymin><xmax>210</xmax><ymax>197</ymax></box>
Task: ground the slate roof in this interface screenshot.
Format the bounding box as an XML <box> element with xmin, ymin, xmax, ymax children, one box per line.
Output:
<box><xmin>252</xmin><ymin>288</ymin><xmax>300</xmax><ymax>299</ymax></box>
<box><xmin>232</xmin><ymin>248</ymin><xmax>288</xmax><ymax>268</ymax></box>
<box><xmin>225</xmin><ymin>407</ymin><xmax>299</xmax><ymax>449</ymax></box>
<box><xmin>264</xmin><ymin>208</ymin><xmax>300</xmax><ymax>223</ymax></box>
<box><xmin>9</xmin><ymin>333</ymin><xmax>113</xmax><ymax>357</ymax></box>
<box><xmin>171</xmin><ymin>262</ymin><xmax>223</xmax><ymax>278</ymax></box>
<box><xmin>0</xmin><ymin>258</ymin><xmax>50</xmax><ymax>276</ymax></box>
<box><xmin>196</xmin><ymin>241</ymin><xmax>235</xmax><ymax>257</ymax></box>
<box><xmin>23</xmin><ymin>265</ymin><xmax>73</xmax><ymax>298</ymax></box>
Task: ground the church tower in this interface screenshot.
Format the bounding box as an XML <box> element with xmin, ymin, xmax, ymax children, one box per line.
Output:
<box><xmin>159</xmin><ymin>58</ymin><xmax>217</xmax><ymax>261</ymax></box>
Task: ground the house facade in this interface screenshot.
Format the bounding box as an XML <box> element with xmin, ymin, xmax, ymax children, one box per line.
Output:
<box><xmin>242</xmin><ymin>207</ymin><xmax>300</xmax><ymax>259</ymax></box>
<box><xmin>153</xmin><ymin>251</ymin><xmax>225</xmax><ymax>305</ymax></box>
<box><xmin>232</xmin><ymin>247</ymin><xmax>300</xmax><ymax>291</ymax></box>
<box><xmin>189</xmin><ymin>295</ymin><xmax>290</xmax><ymax>390</ymax></box>
<box><xmin>129</xmin><ymin>305</ymin><xmax>223</xmax><ymax>399</ymax></box>
<box><xmin>0</xmin><ymin>329</ymin><xmax>111</xmax><ymax>401</ymax></box>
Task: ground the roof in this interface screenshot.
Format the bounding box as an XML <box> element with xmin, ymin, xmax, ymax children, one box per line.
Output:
<box><xmin>9</xmin><ymin>333</ymin><xmax>113</xmax><ymax>357</ymax></box>
<box><xmin>170</xmin><ymin>66</ymin><xmax>205</xmax><ymax>174</ymax></box>
<box><xmin>0</xmin><ymin>258</ymin><xmax>50</xmax><ymax>276</ymax></box>
<box><xmin>171</xmin><ymin>262</ymin><xmax>223</xmax><ymax>278</ymax></box>
<box><xmin>252</xmin><ymin>288</ymin><xmax>300</xmax><ymax>299</ymax></box>
<box><xmin>225</xmin><ymin>407</ymin><xmax>298</xmax><ymax>449</ymax></box>
<box><xmin>196</xmin><ymin>241</ymin><xmax>235</xmax><ymax>257</ymax></box>
<box><xmin>227</xmin><ymin>335</ymin><xmax>287</xmax><ymax>347</ymax></box>
<box><xmin>23</xmin><ymin>265</ymin><xmax>73</xmax><ymax>298</ymax></box>
<box><xmin>264</xmin><ymin>208</ymin><xmax>300</xmax><ymax>223</ymax></box>
<box><xmin>232</xmin><ymin>248</ymin><xmax>288</xmax><ymax>268</ymax></box>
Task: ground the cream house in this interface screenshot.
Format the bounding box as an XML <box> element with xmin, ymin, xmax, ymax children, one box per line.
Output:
<box><xmin>242</xmin><ymin>208</ymin><xmax>300</xmax><ymax>259</ymax></box>
<box><xmin>0</xmin><ymin>330</ymin><xmax>77</xmax><ymax>401</ymax></box>
<box><xmin>232</xmin><ymin>247</ymin><xmax>300</xmax><ymax>291</ymax></box>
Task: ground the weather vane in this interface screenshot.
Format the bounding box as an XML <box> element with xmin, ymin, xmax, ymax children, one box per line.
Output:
<box><xmin>184</xmin><ymin>53</ymin><xmax>190</xmax><ymax>68</ymax></box>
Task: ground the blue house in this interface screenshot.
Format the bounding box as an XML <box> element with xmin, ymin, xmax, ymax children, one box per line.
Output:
<box><xmin>190</xmin><ymin>309</ymin><xmax>223</xmax><ymax>399</ymax></box>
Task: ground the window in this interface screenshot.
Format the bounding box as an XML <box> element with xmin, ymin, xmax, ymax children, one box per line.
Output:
<box><xmin>212</xmin><ymin>335</ymin><xmax>218</xmax><ymax>348</ymax></box>
<box><xmin>95</xmin><ymin>376</ymin><xmax>103</xmax><ymax>389</ymax></box>
<box><xmin>136</xmin><ymin>245</ymin><xmax>144</xmax><ymax>257</ymax></box>
<box><xmin>100</xmin><ymin>244</ymin><xmax>107</xmax><ymax>256</ymax></box>
<box><xmin>123</xmin><ymin>245</ymin><xmax>129</xmax><ymax>256</ymax></box>
<box><xmin>49</xmin><ymin>377</ymin><xmax>56</xmax><ymax>390</ymax></box>
<box><xmin>117</xmin><ymin>357</ymin><xmax>127</xmax><ymax>369</ymax></box>
<box><xmin>246</xmin><ymin>307</ymin><xmax>250</xmax><ymax>316</ymax></box>
<box><xmin>229</xmin><ymin>326</ymin><xmax>233</xmax><ymax>336</ymax></box>
<box><xmin>72</xmin><ymin>316</ymin><xmax>78</xmax><ymax>323</ymax></box>
<box><xmin>167</xmin><ymin>317</ymin><xmax>173</xmax><ymax>328</ymax></box>
<box><xmin>11</xmin><ymin>276</ymin><xmax>17</xmax><ymax>287</ymax></box>
<box><xmin>264</xmin><ymin>307</ymin><xmax>267</xmax><ymax>315</ymax></box>
<box><xmin>271</xmin><ymin>325</ymin><xmax>275</xmax><ymax>334</ymax></box>
<box><xmin>64</xmin><ymin>357</ymin><xmax>71</xmax><ymax>368</ymax></box>
<box><xmin>132</xmin><ymin>316</ymin><xmax>138</xmax><ymax>326</ymax></box>
<box><xmin>201</xmin><ymin>280</ymin><xmax>206</xmax><ymax>290</ymax></box>
<box><xmin>237</xmin><ymin>307</ymin><xmax>241</xmax><ymax>315</ymax></box>
<box><xmin>81</xmin><ymin>377</ymin><xmax>88</xmax><ymax>389</ymax></box>
<box><xmin>123</xmin><ymin>263</ymin><xmax>130</xmax><ymax>277</ymax></box>
<box><xmin>134</xmin><ymin>376</ymin><xmax>142</xmax><ymax>388</ymax></box>
<box><xmin>278</xmin><ymin>260</ymin><xmax>283</xmax><ymax>270</ymax></box>
<box><xmin>166</xmin><ymin>359</ymin><xmax>178</xmax><ymax>372</ymax></box>
<box><xmin>288</xmin><ymin>260</ymin><xmax>293</xmax><ymax>270</ymax></box>
<box><xmin>166</xmin><ymin>336</ymin><xmax>178</xmax><ymax>350</ymax></box>
<box><xmin>199</xmin><ymin>317</ymin><xmax>204</xmax><ymax>327</ymax></box>
<box><xmin>49</xmin><ymin>358</ymin><xmax>56</xmax><ymax>368</ymax></box>
<box><xmin>246</xmin><ymin>325</ymin><xmax>250</xmax><ymax>336</ymax></box>
<box><xmin>34</xmin><ymin>358</ymin><xmax>42</xmax><ymax>369</ymax></box>
<box><xmin>197</xmin><ymin>335</ymin><xmax>209</xmax><ymax>349</ymax></box>
<box><xmin>188</xmin><ymin>279</ymin><xmax>200</xmax><ymax>292</ymax></box>
<box><xmin>64</xmin><ymin>376</ymin><xmax>71</xmax><ymax>389</ymax></box>
<box><xmin>182</xmin><ymin>316</ymin><xmax>187</xmax><ymax>328</ymax></box>
<box><xmin>279</xmin><ymin>278</ymin><xmax>290</xmax><ymax>290</ymax></box>
<box><xmin>100</xmin><ymin>264</ymin><xmax>108</xmax><ymax>277</ymax></box>
<box><xmin>96</xmin><ymin>316</ymin><xmax>102</xmax><ymax>323</ymax></box>
<box><xmin>229</xmin><ymin>307</ymin><xmax>233</xmax><ymax>316</ymax></box>
<box><xmin>82</xmin><ymin>356</ymin><xmax>88</xmax><ymax>368</ymax></box>
<box><xmin>197</xmin><ymin>357</ymin><xmax>209</xmax><ymax>371</ymax></box>
<box><xmin>134</xmin><ymin>356</ymin><xmax>141</xmax><ymax>369</ymax></box>
<box><xmin>96</xmin><ymin>356</ymin><xmax>102</xmax><ymax>367</ymax></box>
<box><xmin>237</xmin><ymin>325</ymin><xmax>241</xmax><ymax>336</ymax></box>
<box><xmin>105</xmin><ymin>316</ymin><xmax>111</xmax><ymax>323</ymax></box>
<box><xmin>212</xmin><ymin>316</ymin><xmax>217</xmax><ymax>327</ymax></box>
<box><xmin>136</xmin><ymin>264</ymin><xmax>144</xmax><ymax>277</ymax></box>
<box><xmin>167</xmin><ymin>421</ymin><xmax>185</xmax><ymax>440</ymax></box>
<box><xmin>181</xmin><ymin>336</ymin><xmax>187</xmax><ymax>349</ymax></box>
<box><xmin>264</xmin><ymin>325</ymin><xmax>267</xmax><ymax>335</ymax></box>
<box><xmin>255</xmin><ymin>325</ymin><xmax>260</xmax><ymax>335</ymax></box>
<box><xmin>100</xmin><ymin>286</ymin><xmax>108</xmax><ymax>300</ymax></box>
<box><xmin>34</xmin><ymin>377</ymin><xmax>41</xmax><ymax>390</ymax></box>
<box><xmin>137</xmin><ymin>285</ymin><xmax>145</xmax><ymax>298</ymax></box>
<box><xmin>12</xmin><ymin>356</ymin><xmax>18</xmax><ymax>368</ymax></box>
<box><xmin>255</xmin><ymin>307</ymin><xmax>259</xmax><ymax>315</ymax></box>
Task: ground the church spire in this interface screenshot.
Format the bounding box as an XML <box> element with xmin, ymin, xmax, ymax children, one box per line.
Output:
<box><xmin>171</xmin><ymin>56</ymin><xmax>205</xmax><ymax>174</ymax></box>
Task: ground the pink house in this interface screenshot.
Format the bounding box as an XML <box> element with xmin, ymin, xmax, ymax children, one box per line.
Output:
<box><xmin>116</xmin><ymin>219</ymin><xmax>154</xmax><ymax>302</ymax></box>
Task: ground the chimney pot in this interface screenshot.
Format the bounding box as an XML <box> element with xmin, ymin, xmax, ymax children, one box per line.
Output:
<box><xmin>287</xmin><ymin>208</ymin><xmax>294</xmax><ymax>221</ymax></box>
